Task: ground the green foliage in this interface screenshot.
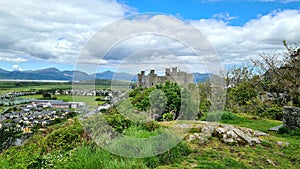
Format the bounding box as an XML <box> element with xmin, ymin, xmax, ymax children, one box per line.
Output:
<box><xmin>55</xmin><ymin>146</ymin><xmax>145</xmax><ymax>169</ymax></box>
<box><xmin>198</xmin><ymin>82</ymin><xmax>211</xmax><ymax>119</ymax></box>
<box><xmin>0</xmin><ymin>119</ymin><xmax>87</xmax><ymax>169</ymax></box>
<box><xmin>142</xmin><ymin>121</ymin><xmax>160</xmax><ymax>132</ymax></box>
<box><xmin>221</xmin><ymin>111</ymin><xmax>238</xmax><ymax>121</ymax></box>
<box><xmin>290</xmin><ymin>128</ymin><xmax>300</xmax><ymax>136</ymax></box>
<box><xmin>228</xmin><ymin>81</ymin><xmax>257</xmax><ymax>106</ymax></box>
<box><xmin>130</xmin><ymin>81</ymin><xmax>196</xmax><ymax>121</ymax></box>
<box><xmin>143</xmin><ymin>156</ymin><xmax>159</xmax><ymax>169</ymax></box>
<box><xmin>128</xmin><ymin>87</ymin><xmax>143</xmax><ymax>97</ymax></box>
<box><xmin>42</xmin><ymin>92</ymin><xmax>52</xmax><ymax>100</ymax></box>
<box><xmin>255</xmin><ymin>104</ymin><xmax>283</xmax><ymax>120</ymax></box>
<box><xmin>0</xmin><ymin>127</ymin><xmax>20</xmax><ymax>153</ymax></box>
<box><xmin>162</xmin><ymin>112</ymin><xmax>173</xmax><ymax>121</ymax></box>
<box><xmin>104</xmin><ymin>109</ymin><xmax>132</xmax><ymax>133</ymax></box>
<box><xmin>43</xmin><ymin>120</ymin><xmax>84</xmax><ymax>152</ymax></box>
<box><xmin>204</xmin><ymin>111</ymin><xmax>237</xmax><ymax>122</ymax></box>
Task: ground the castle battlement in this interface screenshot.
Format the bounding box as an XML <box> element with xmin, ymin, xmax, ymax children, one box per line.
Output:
<box><xmin>137</xmin><ymin>67</ymin><xmax>193</xmax><ymax>88</ymax></box>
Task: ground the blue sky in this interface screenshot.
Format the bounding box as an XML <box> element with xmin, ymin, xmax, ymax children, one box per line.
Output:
<box><xmin>121</xmin><ymin>0</ymin><xmax>300</xmax><ymax>25</ymax></box>
<box><xmin>0</xmin><ymin>0</ymin><xmax>300</xmax><ymax>74</ymax></box>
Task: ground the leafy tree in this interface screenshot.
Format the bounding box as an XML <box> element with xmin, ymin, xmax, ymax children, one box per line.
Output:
<box><xmin>130</xmin><ymin>81</ymin><xmax>196</xmax><ymax>121</ymax></box>
<box><xmin>251</xmin><ymin>40</ymin><xmax>300</xmax><ymax>106</ymax></box>
<box><xmin>198</xmin><ymin>82</ymin><xmax>211</xmax><ymax>118</ymax></box>
<box><xmin>42</xmin><ymin>92</ymin><xmax>51</xmax><ymax>100</ymax></box>
<box><xmin>0</xmin><ymin>127</ymin><xmax>19</xmax><ymax>153</ymax></box>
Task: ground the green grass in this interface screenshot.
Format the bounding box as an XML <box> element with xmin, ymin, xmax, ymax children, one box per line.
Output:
<box><xmin>1</xmin><ymin>111</ymin><xmax>299</xmax><ymax>169</ymax></box>
<box><xmin>20</xmin><ymin>95</ymin><xmax>107</xmax><ymax>105</ymax></box>
<box><xmin>0</xmin><ymin>84</ymin><xmax>71</xmax><ymax>95</ymax></box>
<box><xmin>221</xmin><ymin>113</ymin><xmax>282</xmax><ymax>133</ymax></box>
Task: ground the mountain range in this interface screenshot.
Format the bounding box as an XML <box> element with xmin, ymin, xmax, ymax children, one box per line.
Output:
<box><xmin>0</xmin><ymin>68</ymin><xmax>209</xmax><ymax>83</ymax></box>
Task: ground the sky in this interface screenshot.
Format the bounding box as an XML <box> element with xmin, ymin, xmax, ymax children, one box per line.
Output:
<box><xmin>0</xmin><ymin>0</ymin><xmax>300</xmax><ymax>74</ymax></box>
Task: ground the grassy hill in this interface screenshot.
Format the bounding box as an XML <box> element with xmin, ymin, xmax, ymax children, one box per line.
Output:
<box><xmin>0</xmin><ymin>112</ymin><xmax>299</xmax><ymax>169</ymax></box>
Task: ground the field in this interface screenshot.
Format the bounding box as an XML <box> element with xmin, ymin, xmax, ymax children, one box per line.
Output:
<box><xmin>0</xmin><ymin>80</ymin><xmax>133</xmax><ymax>95</ymax></box>
<box><xmin>20</xmin><ymin>94</ymin><xmax>107</xmax><ymax>106</ymax></box>
<box><xmin>0</xmin><ymin>81</ymin><xmax>72</xmax><ymax>94</ymax></box>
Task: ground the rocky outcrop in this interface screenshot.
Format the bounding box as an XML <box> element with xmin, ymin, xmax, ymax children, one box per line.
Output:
<box><xmin>283</xmin><ymin>106</ymin><xmax>300</xmax><ymax>130</ymax></box>
<box><xmin>186</xmin><ymin>122</ymin><xmax>268</xmax><ymax>146</ymax></box>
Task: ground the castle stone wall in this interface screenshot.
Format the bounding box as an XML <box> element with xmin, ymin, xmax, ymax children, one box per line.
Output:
<box><xmin>137</xmin><ymin>67</ymin><xmax>193</xmax><ymax>88</ymax></box>
<box><xmin>283</xmin><ymin>106</ymin><xmax>300</xmax><ymax>130</ymax></box>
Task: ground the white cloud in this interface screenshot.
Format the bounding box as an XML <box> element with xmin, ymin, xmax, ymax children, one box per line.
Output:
<box><xmin>191</xmin><ymin>10</ymin><xmax>300</xmax><ymax>65</ymax></box>
<box><xmin>281</xmin><ymin>0</ymin><xmax>300</xmax><ymax>3</ymax></box>
<box><xmin>0</xmin><ymin>0</ymin><xmax>133</xmax><ymax>64</ymax></box>
<box><xmin>76</xmin><ymin>14</ymin><xmax>221</xmax><ymax>74</ymax></box>
<box><xmin>1</xmin><ymin>1</ymin><xmax>299</xmax><ymax>74</ymax></box>
<box><xmin>212</xmin><ymin>12</ymin><xmax>238</xmax><ymax>21</ymax></box>
<box><xmin>12</xmin><ymin>65</ymin><xmax>23</xmax><ymax>71</ymax></box>
<box><xmin>77</xmin><ymin>10</ymin><xmax>300</xmax><ymax>73</ymax></box>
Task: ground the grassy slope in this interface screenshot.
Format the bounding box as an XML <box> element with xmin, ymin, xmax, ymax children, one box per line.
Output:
<box><xmin>0</xmin><ymin>114</ymin><xmax>299</xmax><ymax>169</ymax></box>
<box><xmin>159</xmin><ymin>113</ymin><xmax>300</xmax><ymax>169</ymax></box>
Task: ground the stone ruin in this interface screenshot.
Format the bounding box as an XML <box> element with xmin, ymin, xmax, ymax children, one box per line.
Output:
<box><xmin>283</xmin><ymin>106</ymin><xmax>300</xmax><ymax>130</ymax></box>
<box><xmin>137</xmin><ymin>67</ymin><xmax>193</xmax><ymax>88</ymax></box>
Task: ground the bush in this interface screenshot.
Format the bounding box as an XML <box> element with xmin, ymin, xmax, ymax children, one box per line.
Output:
<box><xmin>290</xmin><ymin>128</ymin><xmax>300</xmax><ymax>136</ymax></box>
<box><xmin>221</xmin><ymin>112</ymin><xmax>238</xmax><ymax>121</ymax></box>
<box><xmin>105</xmin><ymin>113</ymin><xmax>132</xmax><ymax>133</ymax></box>
<box><xmin>206</xmin><ymin>112</ymin><xmax>223</xmax><ymax>122</ymax></box>
<box><xmin>278</xmin><ymin>126</ymin><xmax>289</xmax><ymax>134</ymax></box>
<box><xmin>142</xmin><ymin>121</ymin><xmax>160</xmax><ymax>132</ymax></box>
<box><xmin>162</xmin><ymin>112</ymin><xmax>173</xmax><ymax>121</ymax></box>
<box><xmin>43</xmin><ymin>120</ymin><xmax>84</xmax><ymax>152</ymax></box>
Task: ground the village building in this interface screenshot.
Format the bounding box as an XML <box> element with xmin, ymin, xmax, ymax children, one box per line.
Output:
<box><xmin>32</xmin><ymin>100</ymin><xmax>70</xmax><ymax>109</ymax></box>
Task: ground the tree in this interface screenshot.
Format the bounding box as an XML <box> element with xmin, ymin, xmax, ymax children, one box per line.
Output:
<box><xmin>251</xmin><ymin>40</ymin><xmax>300</xmax><ymax>106</ymax></box>
<box><xmin>0</xmin><ymin>127</ymin><xmax>19</xmax><ymax>152</ymax></box>
<box><xmin>42</xmin><ymin>92</ymin><xmax>51</xmax><ymax>100</ymax></box>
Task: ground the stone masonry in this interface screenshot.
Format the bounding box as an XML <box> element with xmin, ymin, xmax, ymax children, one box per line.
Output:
<box><xmin>137</xmin><ymin>67</ymin><xmax>193</xmax><ymax>88</ymax></box>
<box><xmin>283</xmin><ymin>106</ymin><xmax>300</xmax><ymax>130</ymax></box>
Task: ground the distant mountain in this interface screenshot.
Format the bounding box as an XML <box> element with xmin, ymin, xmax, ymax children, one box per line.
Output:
<box><xmin>0</xmin><ymin>68</ymin><xmax>9</xmax><ymax>74</ymax></box>
<box><xmin>0</xmin><ymin>68</ymin><xmax>136</xmax><ymax>81</ymax></box>
<box><xmin>0</xmin><ymin>67</ymin><xmax>209</xmax><ymax>82</ymax></box>
<box><xmin>193</xmin><ymin>73</ymin><xmax>210</xmax><ymax>83</ymax></box>
<box><xmin>91</xmin><ymin>71</ymin><xmax>137</xmax><ymax>81</ymax></box>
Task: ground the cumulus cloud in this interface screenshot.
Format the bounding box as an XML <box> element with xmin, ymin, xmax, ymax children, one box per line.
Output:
<box><xmin>1</xmin><ymin>0</ymin><xmax>300</xmax><ymax>74</ymax></box>
<box><xmin>191</xmin><ymin>10</ymin><xmax>300</xmax><ymax>65</ymax></box>
<box><xmin>77</xmin><ymin>10</ymin><xmax>300</xmax><ymax>74</ymax></box>
<box><xmin>76</xmin><ymin>14</ymin><xmax>220</xmax><ymax>74</ymax></box>
<box><xmin>0</xmin><ymin>0</ymin><xmax>133</xmax><ymax>64</ymax></box>
<box><xmin>12</xmin><ymin>65</ymin><xmax>23</xmax><ymax>71</ymax></box>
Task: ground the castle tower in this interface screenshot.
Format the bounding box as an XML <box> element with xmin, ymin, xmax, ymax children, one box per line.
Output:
<box><xmin>166</xmin><ymin>68</ymin><xmax>170</xmax><ymax>76</ymax></box>
<box><xmin>149</xmin><ymin>70</ymin><xmax>156</xmax><ymax>87</ymax></box>
<box><xmin>172</xmin><ymin>67</ymin><xmax>178</xmax><ymax>76</ymax></box>
<box><xmin>137</xmin><ymin>71</ymin><xmax>145</xmax><ymax>87</ymax></box>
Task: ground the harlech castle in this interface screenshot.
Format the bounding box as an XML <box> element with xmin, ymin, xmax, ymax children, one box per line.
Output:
<box><xmin>137</xmin><ymin>67</ymin><xmax>193</xmax><ymax>88</ymax></box>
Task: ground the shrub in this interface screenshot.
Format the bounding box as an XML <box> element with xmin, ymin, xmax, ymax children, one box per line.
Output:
<box><xmin>105</xmin><ymin>113</ymin><xmax>132</xmax><ymax>133</ymax></box>
<box><xmin>206</xmin><ymin>112</ymin><xmax>223</xmax><ymax>122</ymax></box>
<box><xmin>290</xmin><ymin>128</ymin><xmax>300</xmax><ymax>136</ymax></box>
<box><xmin>43</xmin><ymin>120</ymin><xmax>84</xmax><ymax>152</ymax></box>
<box><xmin>162</xmin><ymin>112</ymin><xmax>173</xmax><ymax>121</ymax></box>
<box><xmin>221</xmin><ymin>112</ymin><xmax>238</xmax><ymax>121</ymax></box>
<box><xmin>278</xmin><ymin>126</ymin><xmax>289</xmax><ymax>134</ymax></box>
<box><xmin>142</xmin><ymin>121</ymin><xmax>160</xmax><ymax>132</ymax></box>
